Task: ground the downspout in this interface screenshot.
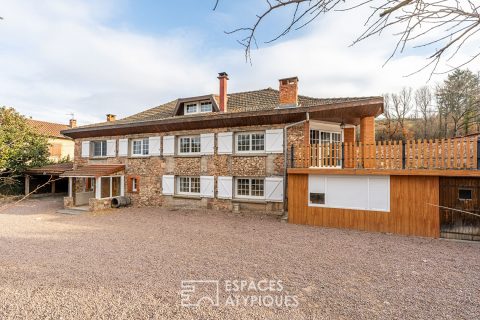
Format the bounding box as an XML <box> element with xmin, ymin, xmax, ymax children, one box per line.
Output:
<box><xmin>283</xmin><ymin>112</ymin><xmax>309</xmax><ymax>213</ymax></box>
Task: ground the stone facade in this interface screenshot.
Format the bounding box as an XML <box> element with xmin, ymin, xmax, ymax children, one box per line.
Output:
<box><xmin>70</xmin><ymin>123</ymin><xmax>306</xmax><ymax>214</ymax></box>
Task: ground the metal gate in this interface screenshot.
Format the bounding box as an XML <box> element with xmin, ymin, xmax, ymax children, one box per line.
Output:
<box><xmin>440</xmin><ymin>177</ymin><xmax>480</xmax><ymax>241</ymax></box>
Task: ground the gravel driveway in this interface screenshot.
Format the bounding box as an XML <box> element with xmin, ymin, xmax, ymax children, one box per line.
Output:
<box><xmin>0</xmin><ymin>197</ymin><xmax>479</xmax><ymax>319</ymax></box>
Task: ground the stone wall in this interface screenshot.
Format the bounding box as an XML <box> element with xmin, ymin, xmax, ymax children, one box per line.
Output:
<box><xmin>72</xmin><ymin>122</ymin><xmax>306</xmax><ymax>213</ymax></box>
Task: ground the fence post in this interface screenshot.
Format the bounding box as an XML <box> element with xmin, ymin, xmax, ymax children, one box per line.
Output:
<box><xmin>290</xmin><ymin>144</ymin><xmax>295</xmax><ymax>168</ymax></box>
<box><xmin>477</xmin><ymin>137</ymin><xmax>480</xmax><ymax>170</ymax></box>
<box><xmin>402</xmin><ymin>140</ymin><xmax>406</xmax><ymax>169</ymax></box>
<box><xmin>341</xmin><ymin>142</ymin><xmax>345</xmax><ymax>168</ymax></box>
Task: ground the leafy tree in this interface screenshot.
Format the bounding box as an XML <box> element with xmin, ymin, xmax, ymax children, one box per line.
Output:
<box><xmin>436</xmin><ymin>70</ymin><xmax>480</xmax><ymax>137</ymax></box>
<box><xmin>0</xmin><ymin>107</ymin><xmax>50</xmax><ymax>194</ymax></box>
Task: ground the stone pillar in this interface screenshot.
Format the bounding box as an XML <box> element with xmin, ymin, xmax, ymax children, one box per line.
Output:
<box><xmin>343</xmin><ymin>127</ymin><xmax>355</xmax><ymax>168</ymax></box>
<box><xmin>360</xmin><ymin>116</ymin><xmax>375</xmax><ymax>168</ymax></box>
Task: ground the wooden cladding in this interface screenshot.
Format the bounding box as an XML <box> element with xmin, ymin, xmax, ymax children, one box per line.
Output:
<box><xmin>293</xmin><ymin>137</ymin><xmax>479</xmax><ymax>170</ymax></box>
<box><xmin>288</xmin><ymin>173</ymin><xmax>440</xmax><ymax>238</ymax></box>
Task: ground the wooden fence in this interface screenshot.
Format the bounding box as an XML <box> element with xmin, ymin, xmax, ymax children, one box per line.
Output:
<box><xmin>292</xmin><ymin>137</ymin><xmax>480</xmax><ymax>170</ymax></box>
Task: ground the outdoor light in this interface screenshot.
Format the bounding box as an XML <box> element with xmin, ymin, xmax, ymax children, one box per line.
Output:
<box><xmin>340</xmin><ymin>121</ymin><xmax>345</xmax><ymax>129</ymax></box>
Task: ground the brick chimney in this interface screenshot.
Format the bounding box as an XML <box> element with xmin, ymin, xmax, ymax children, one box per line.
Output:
<box><xmin>69</xmin><ymin>119</ymin><xmax>77</xmax><ymax>128</ymax></box>
<box><xmin>106</xmin><ymin>114</ymin><xmax>116</xmax><ymax>122</ymax></box>
<box><xmin>217</xmin><ymin>72</ymin><xmax>229</xmax><ymax>112</ymax></box>
<box><xmin>279</xmin><ymin>76</ymin><xmax>299</xmax><ymax>106</ymax></box>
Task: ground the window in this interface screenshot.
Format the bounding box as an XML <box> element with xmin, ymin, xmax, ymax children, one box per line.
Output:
<box><xmin>184</xmin><ymin>101</ymin><xmax>213</xmax><ymax>115</ymax></box>
<box><xmin>458</xmin><ymin>188</ymin><xmax>472</xmax><ymax>200</ymax></box>
<box><xmin>92</xmin><ymin>140</ymin><xmax>107</xmax><ymax>157</ymax></box>
<box><xmin>132</xmin><ymin>178</ymin><xmax>138</xmax><ymax>192</ymax></box>
<box><xmin>177</xmin><ymin>176</ymin><xmax>200</xmax><ymax>195</ymax></box>
<box><xmin>235</xmin><ymin>178</ymin><xmax>265</xmax><ymax>199</ymax></box>
<box><xmin>310</xmin><ymin>193</ymin><xmax>325</xmax><ymax>204</ymax></box>
<box><xmin>236</xmin><ymin>132</ymin><xmax>265</xmax><ymax>153</ymax></box>
<box><xmin>178</xmin><ymin>136</ymin><xmax>201</xmax><ymax>154</ymax></box>
<box><xmin>132</xmin><ymin>138</ymin><xmax>149</xmax><ymax>156</ymax></box>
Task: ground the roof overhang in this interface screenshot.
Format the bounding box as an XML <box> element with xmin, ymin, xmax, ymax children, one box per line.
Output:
<box><xmin>62</xmin><ymin>98</ymin><xmax>383</xmax><ymax>139</ymax></box>
<box><xmin>25</xmin><ymin>163</ymin><xmax>74</xmax><ymax>175</ymax></box>
<box><xmin>60</xmin><ymin>164</ymin><xmax>125</xmax><ymax>178</ymax></box>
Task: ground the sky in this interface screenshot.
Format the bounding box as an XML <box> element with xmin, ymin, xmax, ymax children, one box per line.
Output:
<box><xmin>0</xmin><ymin>0</ymin><xmax>478</xmax><ymax>125</ymax></box>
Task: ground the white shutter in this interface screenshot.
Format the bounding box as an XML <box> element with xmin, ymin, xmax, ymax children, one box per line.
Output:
<box><xmin>118</xmin><ymin>139</ymin><xmax>128</xmax><ymax>157</ymax></box>
<box><xmin>217</xmin><ymin>176</ymin><xmax>233</xmax><ymax>199</ymax></box>
<box><xmin>162</xmin><ymin>175</ymin><xmax>174</xmax><ymax>195</ymax></box>
<box><xmin>106</xmin><ymin>140</ymin><xmax>116</xmax><ymax>157</ymax></box>
<box><xmin>200</xmin><ymin>133</ymin><xmax>214</xmax><ymax>155</ymax></box>
<box><xmin>265</xmin><ymin>177</ymin><xmax>284</xmax><ymax>202</ymax></box>
<box><xmin>163</xmin><ymin>136</ymin><xmax>175</xmax><ymax>156</ymax></box>
<box><xmin>81</xmin><ymin>141</ymin><xmax>90</xmax><ymax>158</ymax></box>
<box><xmin>200</xmin><ymin>176</ymin><xmax>214</xmax><ymax>198</ymax></box>
<box><xmin>265</xmin><ymin>129</ymin><xmax>284</xmax><ymax>153</ymax></box>
<box><xmin>217</xmin><ymin>132</ymin><xmax>233</xmax><ymax>154</ymax></box>
<box><xmin>149</xmin><ymin>136</ymin><xmax>161</xmax><ymax>156</ymax></box>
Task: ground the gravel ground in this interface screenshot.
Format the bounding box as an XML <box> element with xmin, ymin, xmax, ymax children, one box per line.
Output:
<box><xmin>0</xmin><ymin>197</ymin><xmax>479</xmax><ymax>320</ymax></box>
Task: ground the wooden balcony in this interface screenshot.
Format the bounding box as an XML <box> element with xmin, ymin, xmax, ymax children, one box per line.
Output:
<box><xmin>290</xmin><ymin>137</ymin><xmax>480</xmax><ymax>171</ymax></box>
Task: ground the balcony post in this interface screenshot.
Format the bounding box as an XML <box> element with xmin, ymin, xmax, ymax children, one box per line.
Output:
<box><xmin>402</xmin><ymin>141</ymin><xmax>406</xmax><ymax>169</ymax></box>
<box><xmin>343</xmin><ymin>127</ymin><xmax>355</xmax><ymax>168</ymax></box>
<box><xmin>360</xmin><ymin>116</ymin><xmax>375</xmax><ymax>169</ymax></box>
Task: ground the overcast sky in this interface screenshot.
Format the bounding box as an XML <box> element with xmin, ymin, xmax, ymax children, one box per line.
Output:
<box><xmin>0</xmin><ymin>0</ymin><xmax>477</xmax><ymax>125</ymax></box>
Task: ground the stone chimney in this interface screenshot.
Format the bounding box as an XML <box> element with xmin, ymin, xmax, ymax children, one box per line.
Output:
<box><xmin>217</xmin><ymin>72</ymin><xmax>229</xmax><ymax>112</ymax></box>
<box><xmin>106</xmin><ymin>114</ymin><xmax>116</xmax><ymax>122</ymax></box>
<box><xmin>279</xmin><ymin>76</ymin><xmax>299</xmax><ymax>106</ymax></box>
<box><xmin>69</xmin><ymin>119</ymin><xmax>77</xmax><ymax>128</ymax></box>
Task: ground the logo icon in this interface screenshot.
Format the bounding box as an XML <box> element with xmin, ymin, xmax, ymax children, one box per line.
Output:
<box><xmin>180</xmin><ymin>280</ymin><xmax>220</xmax><ymax>307</ymax></box>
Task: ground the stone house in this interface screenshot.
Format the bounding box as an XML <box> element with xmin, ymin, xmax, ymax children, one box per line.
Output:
<box><xmin>60</xmin><ymin>73</ymin><xmax>383</xmax><ymax>212</ymax></box>
<box><xmin>27</xmin><ymin>118</ymin><xmax>76</xmax><ymax>162</ymax></box>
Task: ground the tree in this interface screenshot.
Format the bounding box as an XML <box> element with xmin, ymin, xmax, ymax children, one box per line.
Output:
<box><xmin>218</xmin><ymin>0</ymin><xmax>480</xmax><ymax>75</ymax></box>
<box><xmin>0</xmin><ymin>107</ymin><xmax>50</xmax><ymax>194</ymax></box>
<box><xmin>414</xmin><ymin>86</ymin><xmax>433</xmax><ymax>138</ymax></box>
<box><xmin>391</xmin><ymin>87</ymin><xmax>413</xmax><ymax>139</ymax></box>
<box><xmin>436</xmin><ymin>69</ymin><xmax>480</xmax><ymax>137</ymax></box>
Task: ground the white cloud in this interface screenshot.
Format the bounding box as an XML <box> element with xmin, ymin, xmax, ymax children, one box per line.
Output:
<box><xmin>0</xmin><ymin>1</ymin><xmax>477</xmax><ymax>125</ymax></box>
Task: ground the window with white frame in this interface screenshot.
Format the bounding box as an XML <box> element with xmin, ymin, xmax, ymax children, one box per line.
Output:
<box><xmin>131</xmin><ymin>138</ymin><xmax>149</xmax><ymax>156</ymax></box>
<box><xmin>236</xmin><ymin>132</ymin><xmax>265</xmax><ymax>153</ymax></box>
<box><xmin>235</xmin><ymin>178</ymin><xmax>265</xmax><ymax>199</ymax></box>
<box><xmin>184</xmin><ymin>101</ymin><xmax>213</xmax><ymax>115</ymax></box>
<box><xmin>92</xmin><ymin>140</ymin><xmax>107</xmax><ymax>157</ymax></box>
<box><xmin>132</xmin><ymin>178</ymin><xmax>138</xmax><ymax>192</ymax></box>
<box><xmin>178</xmin><ymin>136</ymin><xmax>201</xmax><ymax>154</ymax></box>
<box><xmin>177</xmin><ymin>176</ymin><xmax>200</xmax><ymax>195</ymax></box>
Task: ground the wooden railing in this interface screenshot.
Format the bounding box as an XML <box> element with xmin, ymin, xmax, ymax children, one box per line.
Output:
<box><xmin>290</xmin><ymin>137</ymin><xmax>480</xmax><ymax>170</ymax></box>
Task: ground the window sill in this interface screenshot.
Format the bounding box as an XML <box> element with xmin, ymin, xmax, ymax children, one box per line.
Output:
<box><xmin>174</xmin><ymin>155</ymin><xmax>202</xmax><ymax>158</ymax></box>
<box><xmin>232</xmin><ymin>198</ymin><xmax>267</xmax><ymax>204</ymax></box>
<box><xmin>128</xmin><ymin>155</ymin><xmax>151</xmax><ymax>159</ymax></box>
<box><xmin>233</xmin><ymin>153</ymin><xmax>268</xmax><ymax>157</ymax></box>
<box><xmin>173</xmin><ymin>194</ymin><xmax>202</xmax><ymax>200</ymax></box>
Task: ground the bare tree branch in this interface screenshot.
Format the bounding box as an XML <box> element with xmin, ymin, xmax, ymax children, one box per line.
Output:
<box><xmin>215</xmin><ymin>0</ymin><xmax>480</xmax><ymax>75</ymax></box>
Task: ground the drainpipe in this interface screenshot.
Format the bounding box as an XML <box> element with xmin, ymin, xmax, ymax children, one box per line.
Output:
<box><xmin>282</xmin><ymin>112</ymin><xmax>309</xmax><ymax>213</ymax></box>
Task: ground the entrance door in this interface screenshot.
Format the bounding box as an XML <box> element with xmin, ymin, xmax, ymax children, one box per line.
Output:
<box><xmin>439</xmin><ymin>177</ymin><xmax>480</xmax><ymax>241</ymax></box>
<box><xmin>309</xmin><ymin>130</ymin><xmax>342</xmax><ymax>167</ymax></box>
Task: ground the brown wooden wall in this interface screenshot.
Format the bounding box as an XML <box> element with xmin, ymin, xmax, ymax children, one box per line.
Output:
<box><xmin>288</xmin><ymin>174</ymin><xmax>440</xmax><ymax>238</ymax></box>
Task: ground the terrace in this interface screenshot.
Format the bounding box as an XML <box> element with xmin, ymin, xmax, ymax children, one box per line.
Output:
<box><xmin>289</xmin><ymin>136</ymin><xmax>480</xmax><ymax>175</ymax></box>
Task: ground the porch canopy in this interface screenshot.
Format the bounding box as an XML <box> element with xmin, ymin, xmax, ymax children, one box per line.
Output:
<box><xmin>26</xmin><ymin>162</ymin><xmax>73</xmax><ymax>176</ymax></box>
<box><xmin>60</xmin><ymin>164</ymin><xmax>125</xmax><ymax>178</ymax></box>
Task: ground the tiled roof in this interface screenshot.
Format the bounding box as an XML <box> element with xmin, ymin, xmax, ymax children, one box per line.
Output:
<box><xmin>75</xmin><ymin>88</ymin><xmax>381</xmax><ymax>130</ymax></box>
<box><xmin>25</xmin><ymin>162</ymin><xmax>74</xmax><ymax>175</ymax></box>
<box><xmin>27</xmin><ymin>119</ymin><xmax>71</xmax><ymax>139</ymax></box>
<box><xmin>60</xmin><ymin>164</ymin><xmax>125</xmax><ymax>178</ymax></box>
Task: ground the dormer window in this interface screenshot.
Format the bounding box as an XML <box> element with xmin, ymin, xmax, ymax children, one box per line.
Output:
<box><xmin>185</xmin><ymin>101</ymin><xmax>212</xmax><ymax>115</ymax></box>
